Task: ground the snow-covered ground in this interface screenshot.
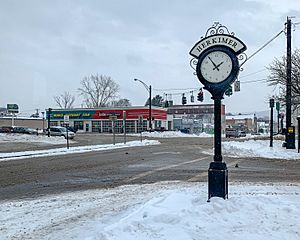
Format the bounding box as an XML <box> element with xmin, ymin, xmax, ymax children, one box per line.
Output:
<box><xmin>0</xmin><ymin>140</ymin><xmax>160</xmax><ymax>161</ymax></box>
<box><xmin>0</xmin><ymin>182</ymin><xmax>299</xmax><ymax>240</ymax></box>
<box><xmin>222</xmin><ymin>139</ymin><xmax>300</xmax><ymax>160</ymax></box>
<box><xmin>201</xmin><ymin>139</ymin><xmax>300</xmax><ymax>160</ymax></box>
<box><xmin>1</xmin><ymin>132</ymin><xmax>300</xmax><ymax>239</ymax></box>
<box><xmin>129</xmin><ymin>131</ymin><xmax>213</xmax><ymax>138</ymax></box>
<box><xmin>0</xmin><ymin>133</ymin><xmax>70</xmax><ymax>145</ymax></box>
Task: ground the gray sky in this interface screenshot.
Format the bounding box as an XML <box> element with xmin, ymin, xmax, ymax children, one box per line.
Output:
<box><xmin>0</xmin><ymin>0</ymin><xmax>300</xmax><ymax>115</ymax></box>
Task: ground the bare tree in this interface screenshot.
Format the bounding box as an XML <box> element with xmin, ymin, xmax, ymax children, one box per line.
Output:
<box><xmin>267</xmin><ymin>48</ymin><xmax>300</xmax><ymax>111</ymax></box>
<box><xmin>78</xmin><ymin>74</ymin><xmax>120</xmax><ymax>108</ymax></box>
<box><xmin>108</xmin><ymin>98</ymin><xmax>132</xmax><ymax>107</ymax></box>
<box><xmin>54</xmin><ymin>91</ymin><xmax>75</xmax><ymax>109</ymax></box>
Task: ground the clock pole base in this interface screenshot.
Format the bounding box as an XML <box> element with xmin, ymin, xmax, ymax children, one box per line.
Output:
<box><xmin>208</xmin><ymin>162</ymin><xmax>228</xmax><ymax>201</ymax></box>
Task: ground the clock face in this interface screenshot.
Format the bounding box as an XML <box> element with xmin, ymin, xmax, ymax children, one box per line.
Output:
<box><xmin>200</xmin><ymin>51</ymin><xmax>233</xmax><ymax>83</ymax></box>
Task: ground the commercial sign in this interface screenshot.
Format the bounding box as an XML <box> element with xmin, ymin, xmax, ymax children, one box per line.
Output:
<box><xmin>7</xmin><ymin>104</ymin><xmax>19</xmax><ymax>113</ymax></box>
<box><xmin>49</xmin><ymin>108</ymin><xmax>167</xmax><ymax>120</ymax></box>
<box><xmin>64</xmin><ymin>115</ymin><xmax>70</xmax><ymax>124</ymax></box>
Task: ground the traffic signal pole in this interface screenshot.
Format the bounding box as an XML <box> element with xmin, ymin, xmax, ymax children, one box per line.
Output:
<box><xmin>285</xmin><ymin>17</ymin><xmax>296</xmax><ymax>149</ymax></box>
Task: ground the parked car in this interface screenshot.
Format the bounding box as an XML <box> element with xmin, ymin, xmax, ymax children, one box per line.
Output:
<box><xmin>154</xmin><ymin>127</ymin><xmax>166</xmax><ymax>132</ymax></box>
<box><xmin>225</xmin><ymin>128</ymin><xmax>246</xmax><ymax>138</ymax></box>
<box><xmin>13</xmin><ymin>127</ymin><xmax>37</xmax><ymax>134</ymax></box>
<box><xmin>49</xmin><ymin>126</ymin><xmax>75</xmax><ymax>139</ymax></box>
<box><xmin>0</xmin><ymin>126</ymin><xmax>13</xmax><ymax>133</ymax></box>
<box><xmin>180</xmin><ymin>128</ymin><xmax>190</xmax><ymax>134</ymax></box>
<box><xmin>66</xmin><ymin>126</ymin><xmax>78</xmax><ymax>133</ymax></box>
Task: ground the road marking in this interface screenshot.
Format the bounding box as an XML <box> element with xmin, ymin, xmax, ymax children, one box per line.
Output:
<box><xmin>125</xmin><ymin>156</ymin><xmax>210</xmax><ymax>183</ymax></box>
<box><xmin>187</xmin><ymin>160</ymin><xmax>239</xmax><ymax>182</ymax></box>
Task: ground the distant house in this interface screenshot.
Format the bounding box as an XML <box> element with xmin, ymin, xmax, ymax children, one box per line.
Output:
<box><xmin>167</xmin><ymin>104</ymin><xmax>225</xmax><ymax>134</ymax></box>
<box><xmin>225</xmin><ymin>114</ymin><xmax>256</xmax><ymax>133</ymax></box>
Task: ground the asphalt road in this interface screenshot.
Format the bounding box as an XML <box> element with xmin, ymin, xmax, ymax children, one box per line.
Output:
<box><xmin>0</xmin><ymin>133</ymin><xmax>299</xmax><ymax>201</ymax></box>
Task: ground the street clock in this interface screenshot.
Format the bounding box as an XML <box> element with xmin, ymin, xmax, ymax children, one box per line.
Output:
<box><xmin>197</xmin><ymin>46</ymin><xmax>239</xmax><ymax>86</ymax></box>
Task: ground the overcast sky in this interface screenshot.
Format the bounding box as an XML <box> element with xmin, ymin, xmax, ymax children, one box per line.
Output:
<box><xmin>0</xmin><ymin>0</ymin><xmax>299</xmax><ymax>115</ymax></box>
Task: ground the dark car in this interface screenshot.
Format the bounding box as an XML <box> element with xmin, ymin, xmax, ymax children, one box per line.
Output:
<box><xmin>0</xmin><ymin>126</ymin><xmax>13</xmax><ymax>133</ymax></box>
<box><xmin>66</xmin><ymin>126</ymin><xmax>78</xmax><ymax>133</ymax></box>
<box><xmin>13</xmin><ymin>127</ymin><xmax>37</xmax><ymax>134</ymax></box>
<box><xmin>154</xmin><ymin>127</ymin><xmax>166</xmax><ymax>132</ymax></box>
<box><xmin>180</xmin><ymin>128</ymin><xmax>190</xmax><ymax>134</ymax></box>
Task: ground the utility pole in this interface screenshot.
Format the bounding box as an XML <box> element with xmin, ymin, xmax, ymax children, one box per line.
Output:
<box><xmin>270</xmin><ymin>99</ymin><xmax>274</xmax><ymax>147</ymax></box>
<box><xmin>47</xmin><ymin>108</ymin><xmax>52</xmax><ymax>137</ymax></box>
<box><xmin>285</xmin><ymin>17</ymin><xmax>296</xmax><ymax>149</ymax></box>
<box><xmin>149</xmin><ymin>85</ymin><xmax>152</xmax><ymax>131</ymax></box>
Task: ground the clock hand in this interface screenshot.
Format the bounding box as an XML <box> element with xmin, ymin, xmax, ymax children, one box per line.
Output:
<box><xmin>213</xmin><ymin>61</ymin><xmax>224</xmax><ymax>70</ymax></box>
<box><xmin>208</xmin><ymin>56</ymin><xmax>220</xmax><ymax>71</ymax></box>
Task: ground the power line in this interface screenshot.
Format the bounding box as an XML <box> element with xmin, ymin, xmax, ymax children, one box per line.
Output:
<box><xmin>239</xmin><ymin>69</ymin><xmax>267</xmax><ymax>79</ymax></box>
<box><xmin>241</xmin><ymin>78</ymin><xmax>267</xmax><ymax>84</ymax></box>
<box><xmin>240</xmin><ymin>29</ymin><xmax>285</xmax><ymax>67</ymax></box>
<box><xmin>152</xmin><ymin>87</ymin><xmax>199</xmax><ymax>91</ymax></box>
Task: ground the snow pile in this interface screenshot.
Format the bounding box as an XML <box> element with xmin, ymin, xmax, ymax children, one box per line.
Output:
<box><xmin>0</xmin><ymin>133</ymin><xmax>69</xmax><ymax>145</ymax></box>
<box><xmin>0</xmin><ymin>140</ymin><xmax>160</xmax><ymax>161</ymax></box>
<box><xmin>0</xmin><ymin>182</ymin><xmax>299</xmax><ymax>240</ymax></box>
<box><xmin>130</xmin><ymin>131</ymin><xmax>213</xmax><ymax>138</ymax></box>
<box><xmin>222</xmin><ymin>140</ymin><xmax>300</xmax><ymax>160</ymax></box>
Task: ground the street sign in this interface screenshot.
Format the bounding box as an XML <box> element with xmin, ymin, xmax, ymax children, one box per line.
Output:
<box><xmin>64</xmin><ymin>115</ymin><xmax>70</xmax><ymax>124</ymax></box>
<box><xmin>234</xmin><ymin>81</ymin><xmax>240</xmax><ymax>92</ymax></box>
<box><xmin>138</xmin><ymin>115</ymin><xmax>143</xmax><ymax>124</ymax></box>
<box><xmin>109</xmin><ymin>116</ymin><xmax>117</xmax><ymax>121</ymax></box>
<box><xmin>7</xmin><ymin>104</ymin><xmax>19</xmax><ymax>113</ymax></box>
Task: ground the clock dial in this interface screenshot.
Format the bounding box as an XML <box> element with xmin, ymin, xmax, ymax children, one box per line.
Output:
<box><xmin>200</xmin><ymin>51</ymin><xmax>233</xmax><ymax>83</ymax></box>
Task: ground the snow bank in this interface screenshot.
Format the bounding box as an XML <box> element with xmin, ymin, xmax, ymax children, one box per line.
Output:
<box><xmin>222</xmin><ymin>140</ymin><xmax>300</xmax><ymax>160</ymax></box>
<box><xmin>130</xmin><ymin>131</ymin><xmax>213</xmax><ymax>138</ymax></box>
<box><xmin>0</xmin><ymin>182</ymin><xmax>299</xmax><ymax>240</ymax></box>
<box><xmin>0</xmin><ymin>133</ymin><xmax>69</xmax><ymax>145</ymax></box>
<box><xmin>0</xmin><ymin>140</ymin><xmax>160</xmax><ymax>161</ymax></box>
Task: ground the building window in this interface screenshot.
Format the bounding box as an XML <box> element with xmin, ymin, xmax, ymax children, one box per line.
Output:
<box><xmin>126</xmin><ymin>120</ymin><xmax>136</xmax><ymax>133</ymax></box>
<box><xmin>136</xmin><ymin>120</ymin><xmax>147</xmax><ymax>133</ymax></box>
<box><xmin>92</xmin><ymin>121</ymin><xmax>101</xmax><ymax>132</ymax></box>
<box><xmin>102</xmin><ymin>120</ymin><xmax>112</xmax><ymax>133</ymax></box>
<box><xmin>74</xmin><ymin>121</ymin><xmax>84</xmax><ymax>130</ymax></box>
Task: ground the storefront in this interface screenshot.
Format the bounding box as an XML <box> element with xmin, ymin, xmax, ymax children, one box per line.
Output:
<box><xmin>167</xmin><ymin>104</ymin><xmax>226</xmax><ymax>134</ymax></box>
<box><xmin>48</xmin><ymin>107</ymin><xmax>167</xmax><ymax>133</ymax></box>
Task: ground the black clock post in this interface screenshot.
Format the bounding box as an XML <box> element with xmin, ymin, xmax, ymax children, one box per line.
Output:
<box><xmin>189</xmin><ymin>22</ymin><xmax>247</xmax><ymax>200</ymax></box>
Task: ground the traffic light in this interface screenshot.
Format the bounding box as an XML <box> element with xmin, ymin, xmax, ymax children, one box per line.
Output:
<box><xmin>164</xmin><ymin>101</ymin><xmax>169</xmax><ymax>108</ymax></box>
<box><xmin>225</xmin><ymin>85</ymin><xmax>233</xmax><ymax>96</ymax></box>
<box><xmin>182</xmin><ymin>94</ymin><xmax>187</xmax><ymax>105</ymax></box>
<box><xmin>190</xmin><ymin>95</ymin><xmax>194</xmax><ymax>103</ymax></box>
<box><xmin>197</xmin><ymin>89</ymin><xmax>204</xmax><ymax>102</ymax></box>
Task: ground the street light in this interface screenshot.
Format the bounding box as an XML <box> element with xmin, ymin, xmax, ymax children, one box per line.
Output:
<box><xmin>134</xmin><ymin>78</ymin><xmax>152</xmax><ymax>131</ymax></box>
<box><xmin>41</xmin><ymin>111</ymin><xmax>45</xmax><ymax>132</ymax></box>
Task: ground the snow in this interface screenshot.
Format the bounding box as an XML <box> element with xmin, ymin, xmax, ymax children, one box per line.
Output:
<box><xmin>0</xmin><ymin>140</ymin><xmax>160</xmax><ymax>161</ymax></box>
<box><xmin>0</xmin><ymin>133</ymin><xmax>70</xmax><ymax>145</ymax></box>
<box><xmin>1</xmin><ymin>132</ymin><xmax>300</xmax><ymax>239</ymax></box>
<box><xmin>222</xmin><ymin>140</ymin><xmax>300</xmax><ymax>160</ymax></box>
<box><xmin>130</xmin><ymin>131</ymin><xmax>213</xmax><ymax>138</ymax></box>
<box><xmin>0</xmin><ymin>182</ymin><xmax>299</xmax><ymax>240</ymax></box>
